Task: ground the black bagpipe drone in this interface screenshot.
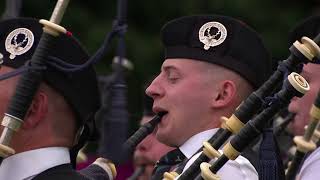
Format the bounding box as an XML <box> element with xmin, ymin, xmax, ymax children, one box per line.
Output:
<box><xmin>164</xmin><ymin>28</ymin><xmax>320</xmax><ymax>180</ymax></box>
<box><xmin>0</xmin><ymin>0</ymin><xmax>136</xmax><ymax>179</ymax></box>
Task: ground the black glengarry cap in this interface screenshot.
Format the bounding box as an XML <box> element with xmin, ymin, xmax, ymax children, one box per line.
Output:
<box><xmin>0</xmin><ymin>18</ymin><xmax>100</xmax><ymax>129</ymax></box>
<box><xmin>161</xmin><ymin>15</ymin><xmax>272</xmax><ymax>89</ymax></box>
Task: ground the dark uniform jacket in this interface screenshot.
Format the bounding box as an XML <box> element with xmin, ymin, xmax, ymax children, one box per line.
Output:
<box><xmin>32</xmin><ymin>164</ymin><xmax>90</xmax><ymax>180</ymax></box>
<box><xmin>33</xmin><ymin>163</ymin><xmax>111</xmax><ymax>180</ymax></box>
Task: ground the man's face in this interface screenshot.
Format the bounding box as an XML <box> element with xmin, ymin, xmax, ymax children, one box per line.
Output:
<box><xmin>133</xmin><ymin>116</ymin><xmax>174</xmax><ymax>180</ymax></box>
<box><xmin>288</xmin><ymin>63</ymin><xmax>320</xmax><ymax>135</ymax></box>
<box><xmin>146</xmin><ymin>59</ymin><xmax>219</xmax><ymax>146</ymax></box>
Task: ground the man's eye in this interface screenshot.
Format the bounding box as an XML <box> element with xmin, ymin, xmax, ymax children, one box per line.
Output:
<box><xmin>168</xmin><ymin>76</ymin><xmax>178</xmax><ymax>80</ymax></box>
<box><xmin>168</xmin><ymin>75</ymin><xmax>179</xmax><ymax>82</ymax></box>
<box><xmin>165</xmin><ymin>69</ymin><xmax>180</xmax><ymax>83</ymax></box>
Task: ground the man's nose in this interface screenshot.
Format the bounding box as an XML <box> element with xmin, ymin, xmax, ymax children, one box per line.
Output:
<box><xmin>145</xmin><ymin>76</ymin><xmax>164</xmax><ymax>100</ymax></box>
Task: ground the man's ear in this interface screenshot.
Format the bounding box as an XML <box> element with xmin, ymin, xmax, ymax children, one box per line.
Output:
<box><xmin>211</xmin><ymin>80</ymin><xmax>236</xmax><ymax>108</ymax></box>
<box><xmin>22</xmin><ymin>91</ymin><xmax>49</xmax><ymax>129</ymax></box>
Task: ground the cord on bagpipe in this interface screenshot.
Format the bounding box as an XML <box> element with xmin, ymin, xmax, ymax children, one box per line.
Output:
<box><xmin>170</xmin><ymin>33</ymin><xmax>320</xmax><ymax>180</ymax></box>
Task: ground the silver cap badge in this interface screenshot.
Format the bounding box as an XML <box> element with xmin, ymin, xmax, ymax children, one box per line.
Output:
<box><xmin>5</xmin><ymin>28</ymin><xmax>34</xmax><ymax>60</ymax></box>
<box><xmin>199</xmin><ymin>21</ymin><xmax>227</xmax><ymax>50</ymax></box>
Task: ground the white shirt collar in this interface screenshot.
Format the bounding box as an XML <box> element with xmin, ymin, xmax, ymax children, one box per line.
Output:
<box><xmin>179</xmin><ymin>129</ymin><xmax>218</xmax><ymax>159</ymax></box>
<box><xmin>0</xmin><ymin>147</ymin><xmax>70</xmax><ymax>180</ymax></box>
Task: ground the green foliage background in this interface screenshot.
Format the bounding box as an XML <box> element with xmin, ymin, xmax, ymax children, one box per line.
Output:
<box><xmin>0</xmin><ymin>0</ymin><xmax>318</xmax><ymax>132</ymax></box>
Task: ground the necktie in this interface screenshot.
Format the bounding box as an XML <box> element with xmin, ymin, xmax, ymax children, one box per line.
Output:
<box><xmin>258</xmin><ymin>128</ymin><xmax>285</xmax><ymax>180</ymax></box>
<box><xmin>172</xmin><ymin>128</ymin><xmax>225</xmax><ymax>175</ymax></box>
<box><xmin>151</xmin><ymin>148</ymin><xmax>186</xmax><ymax>180</ymax></box>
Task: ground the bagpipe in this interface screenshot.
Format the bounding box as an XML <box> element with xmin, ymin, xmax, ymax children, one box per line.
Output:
<box><xmin>0</xmin><ymin>0</ymin><xmax>134</xmax><ymax>179</ymax></box>
<box><xmin>194</xmin><ymin>72</ymin><xmax>309</xmax><ymax>180</ymax></box>
<box><xmin>3</xmin><ymin>1</ymin><xmax>320</xmax><ymax>180</ymax></box>
<box><xmin>117</xmin><ymin>16</ymin><xmax>320</xmax><ymax>180</ymax></box>
<box><xmin>0</xmin><ymin>0</ymin><xmax>161</xmax><ymax>179</ymax></box>
<box><xmin>123</xmin><ymin>112</ymin><xmax>166</xmax><ymax>154</ymax></box>
<box><xmin>160</xmin><ymin>31</ymin><xmax>320</xmax><ymax>180</ymax></box>
<box><xmin>123</xmin><ymin>112</ymin><xmax>166</xmax><ymax>180</ymax></box>
<box><xmin>272</xmin><ymin>111</ymin><xmax>295</xmax><ymax>166</ymax></box>
<box><xmin>0</xmin><ymin>0</ymin><xmax>72</xmax><ymax>160</ymax></box>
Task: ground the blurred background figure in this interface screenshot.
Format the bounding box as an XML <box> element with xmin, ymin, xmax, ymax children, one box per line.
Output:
<box><xmin>285</xmin><ymin>15</ymin><xmax>320</xmax><ymax>180</ymax></box>
<box><xmin>287</xmin><ymin>15</ymin><xmax>320</xmax><ymax>137</ymax></box>
<box><xmin>130</xmin><ymin>93</ymin><xmax>174</xmax><ymax>180</ymax></box>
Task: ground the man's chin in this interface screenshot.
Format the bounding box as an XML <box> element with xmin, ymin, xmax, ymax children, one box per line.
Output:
<box><xmin>156</xmin><ymin>131</ymin><xmax>169</xmax><ymax>144</ymax></box>
<box><xmin>156</xmin><ymin>131</ymin><xmax>177</xmax><ymax>147</ymax></box>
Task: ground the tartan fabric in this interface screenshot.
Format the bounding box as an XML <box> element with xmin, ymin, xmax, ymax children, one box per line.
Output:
<box><xmin>151</xmin><ymin>148</ymin><xmax>185</xmax><ymax>180</ymax></box>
